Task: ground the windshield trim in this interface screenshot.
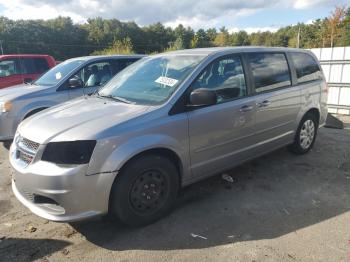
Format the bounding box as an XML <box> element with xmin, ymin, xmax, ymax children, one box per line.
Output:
<box><xmin>33</xmin><ymin>59</ymin><xmax>86</xmax><ymax>87</ymax></box>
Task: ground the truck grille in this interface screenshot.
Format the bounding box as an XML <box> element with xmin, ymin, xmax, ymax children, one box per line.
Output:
<box><xmin>18</xmin><ymin>137</ymin><xmax>39</xmax><ymax>154</ymax></box>
<box><xmin>15</xmin><ymin>135</ymin><xmax>40</xmax><ymax>166</ymax></box>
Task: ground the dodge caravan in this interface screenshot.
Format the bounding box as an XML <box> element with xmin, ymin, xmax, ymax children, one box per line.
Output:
<box><xmin>0</xmin><ymin>55</ymin><xmax>144</xmax><ymax>142</ymax></box>
<box><xmin>10</xmin><ymin>47</ymin><xmax>328</xmax><ymax>226</ymax></box>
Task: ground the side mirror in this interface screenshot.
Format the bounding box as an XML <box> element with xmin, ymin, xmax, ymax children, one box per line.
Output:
<box><xmin>24</xmin><ymin>78</ymin><xmax>32</xmax><ymax>84</ymax></box>
<box><xmin>189</xmin><ymin>88</ymin><xmax>217</xmax><ymax>107</ymax></box>
<box><xmin>68</xmin><ymin>77</ymin><xmax>83</xmax><ymax>88</ymax></box>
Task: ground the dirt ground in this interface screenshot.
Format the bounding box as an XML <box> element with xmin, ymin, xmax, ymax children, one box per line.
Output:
<box><xmin>0</xmin><ymin>127</ymin><xmax>350</xmax><ymax>262</ymax></box>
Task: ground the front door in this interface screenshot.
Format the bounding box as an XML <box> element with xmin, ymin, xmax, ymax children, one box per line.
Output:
<box><xmin>187</xmin><ymin>55</ymin><xmax>256</xmax><ymax>178</ymax></box>
<box><xmin>0</xmin><ymin>58</ymin><xmax>22</xmax><ymax>88</ymax></box>
<box><xmin>67</xmin><ymin>60</ymin><xmax>114</xmax><ymax>99</ymax></box>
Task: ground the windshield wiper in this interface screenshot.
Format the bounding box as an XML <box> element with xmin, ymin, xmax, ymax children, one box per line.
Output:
<box><xmin>97</xmin><ymin>93</ymin><xmax>132</xmax><ymax>104</ymax></box>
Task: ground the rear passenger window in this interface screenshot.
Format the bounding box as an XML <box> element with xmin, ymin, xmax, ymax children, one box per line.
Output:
<box><xmin>19</xmin><ymin>58</ymin><xmax>49</xmax><ymax>74</ymax></box>
<box><xmin>34</xmin><ymin>58</ymin><xmax>50</xmax><ymax>73</ymax></box>
<box><xmin>20</xmin><ymin>58</ymin><xmax>36</xmax><ymax>74</ymax></box>
<box><xmin>191</xmin><ymin>55</ymin><xmax>247</xmax><ymax>104</ymax></box>
<box><xmin>290</xmin><ymin>52</ymin><xmax>322</xmax><ymax>83</ymax></box>
<box><xmin>112</xmin><ymin>59</ymin><xmax>138</xmax><ymax>75</ymax></box>
<box><xmin>248</xmin><ymin>53</ymin><xmax>291</xmax><ymax>93</ymax></box>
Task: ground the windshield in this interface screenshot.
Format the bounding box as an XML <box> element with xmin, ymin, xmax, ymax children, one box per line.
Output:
<box><xmin>98</xmin><ymin>55</ymin><xmax>205</xmax><ymax>105</ymax></box>
<box><xmin>34</xmin><ymin>59</ymin><xmax>84</xmax><ymax>86</ymax></box>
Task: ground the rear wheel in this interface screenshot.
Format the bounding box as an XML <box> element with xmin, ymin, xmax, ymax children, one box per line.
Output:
<box><xmin>110</xmin><ymin>154</ymin><xmax>179</xmax><ymax>227</ymax></box>
<box><xmin>289</xmin><ymin>112</ymin><xmax>318</xmax><ymax>154</ymax></box>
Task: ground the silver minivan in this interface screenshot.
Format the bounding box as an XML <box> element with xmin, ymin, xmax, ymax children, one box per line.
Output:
<box><xmin>10</xmin><ymin>47</ymin><xmax>328</xmax><ymax>226</ymax></box>
<box><xmin>0</xmin><ymin>55</ymin><xmax>144</xmax><ymax>142</ymax></box>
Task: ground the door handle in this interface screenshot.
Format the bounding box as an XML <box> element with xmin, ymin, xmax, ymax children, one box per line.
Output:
<box><xmin>239</xmin><ymin>105</ymin><xmax>253</xmax><ymax>112</ymax></box>
<box><xmin>258</xmin><ymin>100</ymin><xmax>270</xmax><ymax>107</ymax></box>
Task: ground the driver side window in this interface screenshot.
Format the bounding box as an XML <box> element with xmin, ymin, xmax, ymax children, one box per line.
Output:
<box><xmin>70</xmin><ymin>61</ymin><xmax>112</xmax><ymax>88</ymax></box>
<box><xmin>0</xmin><ymin>59</ymin><xmax>21</xmax><ymax>77</ymax></box>
<box><xmin>192</xmin><ymin>55</ymin><xmax>247</xmax><ymax>104</ymax></box>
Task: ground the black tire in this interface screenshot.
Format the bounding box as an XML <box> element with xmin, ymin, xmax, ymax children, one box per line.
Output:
<box><xmin>2</xmin><ymin>140</ymin><xmax>12</xmax><ymax>150</ymax></box>
<box><xmin>289</xmin><ymin>112</ymin><xmax>318</xmax><ymax>155</ymax></box>
<box><xmin>110</xmin><ymin>154</ymin><xmax>179</xmax><ymax>227</ymax></box>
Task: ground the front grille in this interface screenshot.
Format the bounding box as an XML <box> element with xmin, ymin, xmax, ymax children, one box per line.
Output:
<box><xmin>18</xmin><ymin>137</ymin><xmax>39</xmax><ymax>154</ymax></box>
<box><xmin>15</xmin><ymin>135</ymin><xmax>40</xmax><ymax>166</ymax></box>
<box><xmin>18</xmin><ymin>150</ymin><xmax>34</xmax><ymax>165</ymax></box>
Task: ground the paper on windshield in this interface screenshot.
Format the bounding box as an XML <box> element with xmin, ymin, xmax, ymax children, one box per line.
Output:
<box><xmin>155</xmin><ymin>76</ymin><xmax>178</xmax><ymax>87</ymax></box>
<box><xmin>55</xmin><ymin>72</ymin><xmax>62</xmax><ymax>80</ymax></box>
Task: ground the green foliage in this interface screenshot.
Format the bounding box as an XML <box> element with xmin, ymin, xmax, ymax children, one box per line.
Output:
<box><xmin>340</xmin><ymin>7</ymin><xmax>350</xmax><ymax>45</ymax></box>
<box><xmin>91</xmin><ymin>37</ymin><xmax>134</xmax><ymax>55</ymax></box>
<box><xmin>0</xmin><ymin>5</ymin><xmax>349</xmax><ymax>60</ymax></box>
<box><xmin>214</xmin><ymin>27</ymin><xmax>230</xmax><ymax>47</ymax></box>
<box><xmin>165</xmin><ymin>37</ymin><xmax>184</xmax><ymax>52</ymax></box>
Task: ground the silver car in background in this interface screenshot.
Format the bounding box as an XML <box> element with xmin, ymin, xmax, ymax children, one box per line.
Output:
<box><xmin>10</xmin><ymin>47</ymin><xmax>328</xmax><ymax>227</ymax></box>
<box><xmin>0</xmin><ymin>55</ymin><xmax>144</xmax><ymax>142</ymax></box>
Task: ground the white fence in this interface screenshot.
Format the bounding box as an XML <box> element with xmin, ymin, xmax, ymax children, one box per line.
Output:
<box><xmin>310</xmin><ymin>47</ymin><xmax>350</xmax><ymax>115</ymax></box>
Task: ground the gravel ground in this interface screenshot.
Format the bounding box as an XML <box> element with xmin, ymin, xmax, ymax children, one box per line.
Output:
<box><xmin>0</xmin><ymin>127</ymin><xmax>350</xmax><ymax>262</ymax></box>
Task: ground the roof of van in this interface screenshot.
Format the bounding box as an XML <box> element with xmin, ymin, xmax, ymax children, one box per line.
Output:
<box><xmin>67</xmin><ymin>54</ymin><xmax>146</xmax><ymax>62</ymax></box>
<box><xmin>0</xmin><ymin>54</ymin><xmax>54</xmax><ymax>59</ymax></box>
<box><xmin>161</xmin><ymin>46</ymin><xmax>311</xmax><ymax>56</ymax></box>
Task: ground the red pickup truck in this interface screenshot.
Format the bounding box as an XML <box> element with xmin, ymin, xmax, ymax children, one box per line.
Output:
<box><xmin>0</xmin><ymin>54</ymin><xmax>56</xmax><ymax>89</ymax></box>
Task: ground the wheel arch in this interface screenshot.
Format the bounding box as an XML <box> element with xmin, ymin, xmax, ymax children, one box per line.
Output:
<box><xmin>304</xmin><ymin>107</ymin><xmax>320</xmax><ymax>124</ymax></box>
<box><xmin>296</xmin><ymin>106</ymin><xmax>321</xmax><ymax>130</ymax></box>
<box><xmin>119</xmin><ymin>147</ymin><xmax>183</xmax><ymax>180</ymax></box>
<box><xmin>23</xmin><ymin>107</ymin><xmax>49</xmax><ymax>120</ymax></box>
<box><xmin>107</xmin><ymin>147</ymin><xmax>184</xmax><ymax>213</ymax></box>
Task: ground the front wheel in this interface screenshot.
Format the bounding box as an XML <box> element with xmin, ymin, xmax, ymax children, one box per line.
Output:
<box><xmin>110</xmin><ymin>154</ymin><xmax>179</xmax><ymax>227</ymax></box>
<box><xmin>289</xmin><ymin>113</ymin><xmax>318</xmax><ymax>154</ymax></box>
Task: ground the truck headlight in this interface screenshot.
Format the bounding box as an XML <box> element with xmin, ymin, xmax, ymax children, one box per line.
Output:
<box><xmin>0</xmin><ymin>101</ymin><xmax>13</xmax><ymax>113</ymax></box>
<box><xmin>42</xmin><ymin>140</ymin><xmax>96</xmax><ymax>165</ymax></box>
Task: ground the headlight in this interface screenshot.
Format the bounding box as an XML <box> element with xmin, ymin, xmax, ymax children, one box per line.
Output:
<box><xmin>0</xmin><ymin>101</ymin><xmax>13</xmax><ymax>113</ymax></box>
<box><xmin>42</xmin><ymin>140</ymin><xmax>96</xmax><ymax>164</ymax></box>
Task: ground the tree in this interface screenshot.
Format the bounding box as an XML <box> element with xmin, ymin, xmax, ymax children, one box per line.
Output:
<box><xmin>340</xmin><ymin>7</ymin><xmax>350</xmax><ymax>45</ymax></box>
<box><xmin>206</xmin><ymin>28</ymin><xmax>217</xmax><ymax>43</ymax></box>
<box><xmin>0</xmin><ymin>4</ymin><xmax>349</xmax><ymax>60</ymax></box>
<box><xmin>214</xmin><ymin>27</ymin><xmax>230</xmax><ymax>46</ymax></box>
<box><xmin>143</xmin><ymin>22</ymin><xmax>174</xmax><ymax>53</ymax></box>
<box><xmin>328</xmin><ymin>6</ymin><xmax>346</xmax><ymax>47</ymax></box>
<box><xmin>173</xmin><ymin>24</ymin><xmax>194</xmax><ymax>49</ymax></box>
<box><xmin>91</xmin><ymin>37</ymin><xmax>134</xmax><ymax>55</ymax></box>
<box><xmin>194</xmin><ymin>29</ymin><xmax>210</xmax><ymax>47</ymax></box>
<box><xmin>231</xmin><ymin>31</ymin><xmax>250</xmax><ymax>46</ymax></box>
<box><xmin>165</xmin><ymin>37</ymin><xmax>185</xmax><ymax>51</ymax></box>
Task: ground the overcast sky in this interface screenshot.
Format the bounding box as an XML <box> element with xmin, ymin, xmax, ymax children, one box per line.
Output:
<box><xmin>0</xmin><ymin>0</ymin><xmax>347</xmax><ymax>33</ymax></box>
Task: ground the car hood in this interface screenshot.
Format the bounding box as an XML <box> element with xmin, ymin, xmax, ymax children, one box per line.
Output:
<box><xmin>0</xmin><ymin>84</ymin><xmax>51</xmax><ymax>101</ymax></box>
<box><xmin>18</xmin><ymin>96</ymin><xmax>151</xmax><ymax>144</ymax></box>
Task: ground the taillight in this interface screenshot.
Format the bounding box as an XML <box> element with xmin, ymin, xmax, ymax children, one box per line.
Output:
<box><xmin>324</xmin><ymin>83</ymin><xmax>329</xmax><ymax>94</ymax></box>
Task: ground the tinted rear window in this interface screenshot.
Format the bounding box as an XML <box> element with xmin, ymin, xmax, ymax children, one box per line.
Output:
<box><xmin>290</xmin><ymin>52</ymin><xmax>322</xmax><ymax>83</ymax></box>
<box><xmin>20</xmin><ymin>58</ymin><xmax>49</xmax><ymax>74</ymax></box>
<box><xmin>111</xmin><ymin>58</ymin><xmax>140</xmax><ymax>75</ymax></box>
<box><xmin>248</xmin><ymin>53</ymin><xmax>291</xmax><ymax>93</ymax></box>
<box><xmin>34</xmin><ymin>58</ymin><xmax>50</xmax><ymax>73</ymax></box>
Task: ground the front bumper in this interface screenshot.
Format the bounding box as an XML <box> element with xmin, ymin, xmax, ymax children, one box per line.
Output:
<box><xmin>12</xmin><ymin>179</ymin><xmax>101</xmax><ymax>222</ymax></box>
<box><xmin>0</xmin><ymin>113</ymin><xmax>17</xmax><ymax>141</ymax></box>
<box><xmin>10</xmin><ymin>141</ymin><xmax>117</xmax><ymax>222</ymax></box>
